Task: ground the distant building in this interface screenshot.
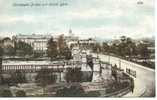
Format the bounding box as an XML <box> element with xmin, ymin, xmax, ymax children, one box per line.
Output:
<box><xmin>108</xmin><ymin>39</ymin><xmax>120</xmax><ymax>46</ymax></box>
<box><xmin>65</xmin><ymin>29</ymin><xmax>96</xmax><ymax>48</ymax></box>
<box><xmin>13</xmin><ymin>34</ymin><xmax>54</xmax><ymax>53</ymax></box>
<box><xmin>78</xmin><ymin>38</ymin><xmax>96</xmax><ymax>47</ymax></box>
<box><xmin>65</xmin><ymin>29</ymin><xmax>79</xmax><ymax>48</ymax></box>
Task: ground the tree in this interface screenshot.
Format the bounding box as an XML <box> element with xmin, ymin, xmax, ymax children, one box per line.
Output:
<box><xmin>35</xmin><ymin>68</ymin><xmax>56</xmax><ymax>94</ymax></box>
<box><xmin>92</xmin><ymin>43</ymin><xmax>101</xmax><ymax>53</ymax></box>
<box><xmin>1</xmin><ymin>37</ymin><xmax>15</xmax><ymax>56</ymax></box>
<box><xmin>58</xmin><ymin>35</ymin><xmax>70</xmax><ymax>59</ymax></box>
<box><xmin>47</xmin><ymin>37</ymin><xmax>58</xmax><ymax>61</ymax></box>
<box><xmin>117</xmin><ymin>42</ymin><xmax>126</xmax><ymax>57</ymax></box>
<box><xmin>120</xmin><ymin>36</ymin><xmax>127</xmax><ymax>43</ymax></box>
<box><xmin>102</xmin><ymin>42</ymin><xmax>110</xmax><ymax>54</ymax></box>
<box><xmin>2</xmin><ymin>71</ymin><xmax>27</xmax><ymax>85</ymax></box>
<box><xmin>58</xmin><ymin>34</ymin><xmax>66</xmax><ymax>54</ymax></box>
<box><xmin>137</xmin><ymin>43</ymin><xmax>150</xmax><ymax>61</ymax></box>
<box><xmin>0</xmin><ymin>89</ymin><xmax>13</xmax><ymax>97</ymax></box>
<box><xmin>62</xmin><ymin>46</ymin><xmax>72</xmax><ymax>60</ymax></box>
<box><xmin>65</xmin><ymin>68</ymin><xmax>83</xmax><ymax>83</ymax></box>
<box><xmin>123</xmin><ymin>38</ymin><xmax>137</xmax><ymax>59</ymax></box>
<box><xmin>56</xmin><ymin>84</ymin><xmax>86</xmax><ymax>97</ymax></box>
<box><xmin>56</xmin><ymin>34</ymin><xmax>72</xmax><ymax>59</ymax></box>
<box><xmin>15</xmin><ymin>41</ymin><xmax>33</xmax><ymax>56</ymax></box>
<box><xmin>15</xmin><ymin>90</ymin><xmax>26</xmax><ymax>97</ymax></box>
<box><xmin>111</xmin><ymin>36</ymin><xmax>137</xmax><ymax>58</ymax></box>
<box><xmin>3</xmin><ymin>45</ymin><xmax>15</xmax><ymax>56</ymax></box>
<box><xmin>11</xmin><ymin>71</ymin><xmax>27</xmax><ymax>84</ymax></box>
<box><xmin>110</xmin><ymin>43</ymin><xmax>119</xmax><ymax>55</ymax></box>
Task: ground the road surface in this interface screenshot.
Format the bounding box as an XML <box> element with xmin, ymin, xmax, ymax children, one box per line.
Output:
<box><xmin>92</xmin><ymin>53</ymin><xmax>155</xmax><ymax>97</ymax></box>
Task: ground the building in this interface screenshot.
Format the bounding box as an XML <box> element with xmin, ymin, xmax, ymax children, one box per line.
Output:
<box><xmin>78</xmin><ymin>38</ymin><xmax>96</xmax><ymax>48</ymax></box>
<box><xmin>65</xmin><ymin>29</ymin><xmax>96</xmax><ymax>48</ymax></box>
<box><xmin>65</xmin><ymin>29</ymin><xmax>79</xmax><ymax>48</ymax></box>
<box><xmin>13</xmin><ymin>34</ymin><xmax>55</xmax><ymax>53</ymax></box>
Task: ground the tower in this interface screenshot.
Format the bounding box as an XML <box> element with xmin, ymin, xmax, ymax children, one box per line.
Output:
<box><xmin>92</xmin><ymin>57</ymin><xmax>102</xmax><ymax>82</ymax></box>
<box><xmin>69</xmin><ymin>29</ymin><xmax>72</xmax><ymax>35</ymax></box>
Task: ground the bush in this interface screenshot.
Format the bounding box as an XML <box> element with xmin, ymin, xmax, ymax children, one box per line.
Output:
<box><xmin>0</xmin><ymin>89</ymin><xmax>13</xmax><ymax>97</ymax></box>
<box><xmin>15</xmin><ymin>90</ymin><xmax>26</xmax><ymax>97</ymax></box>
<box><xmin>65</xmin><ymin>68</ymin><xmax>82</xmax><ymax>82</ymax></box>
<box><xmin>56</xmin><ymin>85</ymin><xmax>86</xmax><ymax>97</ymax></box>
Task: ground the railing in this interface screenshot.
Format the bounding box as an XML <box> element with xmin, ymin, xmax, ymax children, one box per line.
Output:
<box><xmin>126</xmin><ymin>68</ymin><xmax>136</xmax><ymax>78</ymax></box>
<box><xmin>101</xmin><ymin>85</ymin><xmax>131</xmax><ymax>97</ymax></box>
<box><xmin>1</xmin><ymin>64</ymin><xmax>65</xmax><ymax>73</ymax></box>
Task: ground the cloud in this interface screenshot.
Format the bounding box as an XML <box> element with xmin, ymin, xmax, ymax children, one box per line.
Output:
<box><xmin>0</xmin><ymin>0</ymin><xmax>155</xmax><ymax>39</ymax></box>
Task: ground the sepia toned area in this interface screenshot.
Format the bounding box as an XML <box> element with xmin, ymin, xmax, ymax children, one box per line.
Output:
<box><xmin>0</xmin><ymin>0</ymin><xmax>155</xmax><ymax>97</ymax></box>
<box><xmin>0</xmin><ymin>31</ymin><xmax>155</xmax><ymax>97</ymax></box>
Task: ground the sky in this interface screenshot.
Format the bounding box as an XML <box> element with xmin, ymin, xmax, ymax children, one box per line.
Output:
<box><xmin>0</xmin><ymin>0</ymin><xmax>155</xmax><ymax>39</ymax></box>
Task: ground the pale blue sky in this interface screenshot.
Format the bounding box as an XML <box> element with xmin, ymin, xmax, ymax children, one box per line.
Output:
<box><xmin>0</xmin><ymin>0</ymin><xmax>155</xmax><ymax>39</ymax></box>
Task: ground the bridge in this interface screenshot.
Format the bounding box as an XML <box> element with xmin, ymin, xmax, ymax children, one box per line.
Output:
<box><xmin>1</xmin><ymin>60</ymin><xmax>102</xmax><ymax>74</ymax></box>
<box><xmin>94</xmin><ymin>53</ymin><xmax>155</xmax><ymax>97</ymax></box>
<box><xmin>2</xmin><ymin>64</ymin><xmax>65</xmax><ymax>73</ymax></box>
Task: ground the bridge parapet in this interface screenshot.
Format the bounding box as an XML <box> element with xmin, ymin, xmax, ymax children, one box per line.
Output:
<box><xmin>2</xmin><ymin>64</ymin><xmax>65</xmax><ymax>73</ymax></box>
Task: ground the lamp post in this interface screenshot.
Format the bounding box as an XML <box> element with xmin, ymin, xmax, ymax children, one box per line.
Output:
<box><xmin>108</xmin><ymin>53</ymin><xmax>110</xmax><ymax>65</ymax></box>
<box><xmin>97</xmin><ymin>48</ymin><xmax>99</xmax><ymax>59</ymax></box>
<box><xmin>119</xmin><ymin>58</ymin><xmax>121</xmax><ymax>69</ymax></box>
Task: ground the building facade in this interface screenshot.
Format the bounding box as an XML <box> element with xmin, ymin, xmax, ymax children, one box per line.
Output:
<box><xmin>13</xmin><ymin>34</ymin><xmax>54</xmax><ymax>53</ymax></box>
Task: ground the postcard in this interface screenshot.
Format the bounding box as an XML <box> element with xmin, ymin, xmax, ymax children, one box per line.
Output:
<box><xmin>0</xmin><ymin>0</ymin><xmax>155</xmax><ymax>97</ymax></box>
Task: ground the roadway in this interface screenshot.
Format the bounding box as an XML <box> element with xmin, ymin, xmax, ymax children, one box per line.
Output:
<box><xmin>92</xmin><ymin>53</ymin><xmax>155</xmax><ymax>97</ymax></box>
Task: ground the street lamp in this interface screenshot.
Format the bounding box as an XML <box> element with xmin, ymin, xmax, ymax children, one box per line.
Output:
<box><xmin>97</xmin><ymin>48</ymin><xmax>99</xmax><ymax>59</ymax></box>
<box><xmin>119</xmin><ymin>58</ymin><xmax>121</xmax><ymax>69</ymax></box>
<box><xmin>108</xmin><ymin>53</ymin><xmax>110</xmax><ymax>65</ymax></box>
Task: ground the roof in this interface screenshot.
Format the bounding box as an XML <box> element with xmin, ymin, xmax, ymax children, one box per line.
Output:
<box><xmin>15</xmin><ymin>34</ymin><xmax>52</xmax><ymax>39</ymax></box>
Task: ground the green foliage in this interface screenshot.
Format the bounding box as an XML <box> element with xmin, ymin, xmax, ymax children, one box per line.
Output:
<box><xmin>102</xmin><ymin>42</ymin><xmax>110</xmax><ymax>53</ymax></box>
<box><xmin>58</xmin><ymin>35</ymin><xmax>72</xmax><ymax>60</ymax></box>
<box><xmin>15</xmin><ymin>41</ymin><xmax>33</xmax><ymax>56</ymax></box>
<box><xmin>92</xmin><ymin>43</ymin><xmax>101</xmax><ymax>53</ymax></box>
<box><xmin>65</xmin><ymin>68</ymin><xmax>83</xmax><ymax>83</ymax></box>
<box><xmin>15</xmin><ymin>90</ymin><xmax>26</xmax><ymax>97</ymax></box>
<box><xmin>47</xmin><ymin>37</ymin><xmax>58</xmax><ymax>60</ymax></box>
<box><xmin>0</xmin><ymin>89</ymin><xmax>13</xmax><ymax>97</ymax></box>
<box><xmin>35</xmin><ymin>68</ymin><xmax>57</xmax><ymax>94</ymax></box>
<box><xmin>137</xmin><ymin>43</ymin><xmax>150</xmax><ymax>60</ymax></box>
<box><xmin>47</xmin><ymin>36</ymin><xmax>72</xmax><ymax>60</ymax></box>
<box><xmin>56</xmin><ymin>85</ymin><xmax>86</xmax><ymax>97</ymax></box>
<box><xmin>12</xmin><ymin>71</ymin><xmax>27</xmax><ymax>84</ymax></box>
<box><xmin>58</xmin><ymin>35</ymin><xmax>66</xmax><ymax>53</ymax></box>
<box><xmin>35</xmin><ymin>68</ymin><xmax>56</xmax><ymax>87</ymax></box>
<box><xmin>1</xmin><ymin>71</ymin><xmax>26</xmax><ymax>85</ymax></box>
<box><xmin>0</xmin><ymin>46</ymin><xmax>3</xmax><ymax>57</ymax></box>
<box><xmin>85</xmin><ymin>91</ymin><xmax>100</xmax><ymax>97</ymax></box>
<box><xmin>3</xmin><ymin>45</ymin><xmax>15</xmax><ymax>56</ymax></box>
<box><xmin>61</xmin><ymin>47</ymin><xmax>72</xmax><ymax>60</ymax></box>
<box><xmin>101</xmin><ymin>36</ymin><xmax>150</xmax><ymax>60</ymax></box>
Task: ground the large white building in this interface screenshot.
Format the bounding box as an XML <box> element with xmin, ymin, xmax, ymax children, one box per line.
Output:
<box><xmin>13</xmin><ymin>34</ymin><xmax>54</xmax><ymax>52</ymax></box>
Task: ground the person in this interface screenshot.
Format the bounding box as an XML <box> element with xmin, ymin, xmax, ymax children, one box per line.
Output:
<box><xmin>114</xmin><ymin>64</ymin><xmax>117</xmax><ymax>68</ymax></box>
<box><xmin>130</xmin><ymin>78</ymin><xmax>134</xmax><ymax>93</ymax></box>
